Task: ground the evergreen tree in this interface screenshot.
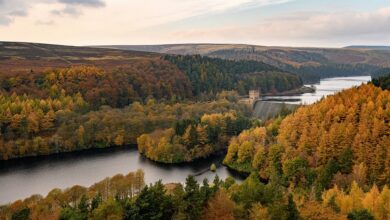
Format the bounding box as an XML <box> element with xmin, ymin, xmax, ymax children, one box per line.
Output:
<box><xmin>183</xmin><ymin>175</ymin><xmax>203</xmax><ymax>220</ymax></box>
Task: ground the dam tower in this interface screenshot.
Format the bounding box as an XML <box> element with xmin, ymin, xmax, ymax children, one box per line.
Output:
<box><xmin>249</xmin><ymin>90</ymin><xmax>260</xmax><ymax>104</ymax></box>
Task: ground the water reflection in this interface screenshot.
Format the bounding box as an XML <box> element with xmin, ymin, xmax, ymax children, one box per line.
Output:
<box><xmin>263</xmin><ymin>76</ymin><xmax>371</xmax><ymax>105</ymax></box>
<box><xmin>0</xmin><ymin>147</ymin><xmax>243</xmax><ymax>205</ymax></box>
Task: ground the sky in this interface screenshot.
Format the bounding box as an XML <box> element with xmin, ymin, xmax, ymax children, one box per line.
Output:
<box><xmin>0</xmin><ymin>0</ymin><xmax>389</xmax><ymax>47</ymax></box>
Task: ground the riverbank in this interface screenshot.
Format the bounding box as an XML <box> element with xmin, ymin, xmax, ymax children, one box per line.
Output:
<box><xmin>261</xmin><ymin>85</ymin><xmax>315</xmax><ymax>97</ymax></box>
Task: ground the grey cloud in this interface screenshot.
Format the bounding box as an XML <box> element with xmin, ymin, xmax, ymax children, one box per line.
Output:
<box><xmin>51</xmin><ymin>6</ymin><xmax>82</xmax><ymax>16</ymax></box>
<box><xmin>168</xmin><ymin>7</ymin><xmax>390</xmax><ymax>46</ymax></box>
<box><xmin>59</xmin><ymin>0</ymin><xmax>105</xmax><ymax>7</ymax></box>
<box><xmin>0</xmin><ymin>15</ymin><xmax>12</xmax><ymax>26</ymax></box>
<box><xmin>9</xmin><ymin>10</ymin><xmax>27</xmax><ymax>17</ymax></box>
<box><xmin>62</xmin><ymin>6</ymin><xmax>81</xmax><ymax>15</ymax></box>
<box><xmin>0</xmin><ymin>0</ymin><xmax>105</xmax><ymax>26</ymax></box>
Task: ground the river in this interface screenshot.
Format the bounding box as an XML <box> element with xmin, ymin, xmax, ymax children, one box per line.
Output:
<box><xmin>0</xmin><ymin>75</ymin><xmax>371</xmax><ymax>205</ymax></box>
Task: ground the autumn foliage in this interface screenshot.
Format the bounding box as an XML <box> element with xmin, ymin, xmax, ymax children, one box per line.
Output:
<box><xmin>137</xmin><ymin>112</ymin><xmax>253</xmax><ymax>163</ymax></box>
<box><xmin>278</xmin><ymin>84</ymin><xmax>389</xmax><ymax>185</ymax></box>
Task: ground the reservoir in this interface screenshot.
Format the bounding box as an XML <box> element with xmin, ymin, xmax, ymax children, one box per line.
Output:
<box><xmin>0</xmin><ymin>75</ymin><xmax>371</xmax><ymax>205</ymax></box>
<box><xmin>262</xmin><ymin>76</ymin><xmax>371</xmax><ymax>105</ymax></box>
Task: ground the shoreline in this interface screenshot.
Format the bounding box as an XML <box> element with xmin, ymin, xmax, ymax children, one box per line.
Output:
<box><xmin>261</xmin><ymin>85</ymin><xmax>316</xmax><ymax>97</ymax></box>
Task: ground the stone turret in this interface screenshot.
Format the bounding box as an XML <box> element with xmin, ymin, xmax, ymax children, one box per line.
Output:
<box><xmin>249</xmin><ymin>90</ymin><xmax>260</xmax><ymax>104</ymax></box>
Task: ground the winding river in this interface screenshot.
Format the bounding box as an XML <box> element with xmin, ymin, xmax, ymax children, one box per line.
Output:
<box><xmin>0</xmin><ymin>75</ymin><xmax>371</xmax><ymax>205</ymax></box>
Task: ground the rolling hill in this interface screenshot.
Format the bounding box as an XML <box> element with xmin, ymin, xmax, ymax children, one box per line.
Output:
<box><xmin>345</xmin><ymin>45</ymin><xmax>390</xmax><ymax>50</ymax></box>
<box><xmin>0</xmin><ymin>41</ymin><xmax>159</xmax><ymax>74</ymax></box>
<box><xmin>98</xmin><ymin>44</ymin><xmax>390</xmax><ymax>82</ymax></box>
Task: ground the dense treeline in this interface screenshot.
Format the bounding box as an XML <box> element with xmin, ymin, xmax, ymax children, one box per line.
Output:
<box><xmin>0</xmin><ymin>170</ymin><xmax>303</xmax><ymax>220</ymax></box>
<box><xmin>179</xmin><ymin>46</ymin><xmax>379</xmax><ymax>83</ymax></box>
<box><xmin>219</xmin><ymin>84</ymin><xmax>390</xmax><ymax>219</ymax></box>
<box><xmin>372</xmin><ymin>73</ymin><xmax>390</xmax><ymax>90</ymax></box>
<box><xmin>4</xmin><ymin>169</ymin><xmax>389</xmax><ymax>219</ymax></box>
<box><xmin>164</xmin><ymin>55</ymin><xmax>303</xmax><ymax>96</ymax></box>
<box><xmin>0</xmin><ymin>59</ymin><xmax>305</xmax><ymax>159</ymax></box>
<box><xmin>0</xmin><ymin>95</ymin><xmax>250</xmax><ymax>160</ymax></box>
<box><xmin>0</xmin><ymin>65</ymin><xmax>192</xmax><ymax>109</ymax></box>
<box><xmin>227</xmin><ymin>84</ymin><xmax>389</xmax><ymax>193</ymax></box>
<box><xmin>371</xmin><ymin>67</ymin><xmax>390</xmax><ymax>79</ymax></box>
<box><xmin>0</xmin><ymin>57</ymin><xmax>305</xmax><ymax>110</ymax></box>
<box><xmin>0</xmin><ymin>170</ymin><xmax>146</xmax><ymax>219</ymax></box>
<box><xmin>278</xmin><ymin>84</ymin><xmax>389</xmax><ymax>186</ymax></box>
<box><xmin>224</xmin><ymin>126</ymin><xmax>271</xmax><ymax>175</ymax></box>
<box><xmin>288</xmin><ymin>63</ymin><xmax>377</xmax><ymax>83</ymax></box>
<box><xmin>137</xmin><ymin>111</ymin><xmax>253</xmax><ymax>163</ymax></box>
<box><xmin>0</xmin><ymin>93</ymin><xmax>88</xmax><ymax>159</ymax></box>
<box><xmin>322</xmin><ymin>182</ymin><xmax>390</xmax><ymax>219</ymax></box>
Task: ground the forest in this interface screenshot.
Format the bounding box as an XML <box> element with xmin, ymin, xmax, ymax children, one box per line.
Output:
<box><xmin>0</xmin><ymin>81</ymin><xmax>388</xmax><ymax>219</ymax></box>
<box><xmin>163</xmin><ymin>55</ymin><xmax>303</xmax><ymax>96</ymax></box>
<box><xmin>287</xmin><ymin>63</ymin><xmax>377</xmax><ymax>83</ymax></box>
<box><xmin>2</xmin><ymin>164</ymin><xmax>390</xmax><ymax>219</ymax></box>
<box><xmin>0</xmin><ymin>53</ymin><xmax>305</xmax><ymax>160</ymax></box>
<box><xmin>226</xmin><ymin>83</ymin><xmax>389</xmax><ymax>186</ymax></box>
<box><xmin>371</xmin><ymin>69</ymin><xmax>390</xmax><ymax>90</ymax></box>
<box><xmin>371</xmin><ymin>68</ymin><xmax>390</xmax><ymax>79</ymax></box>
<box><xmin>137</xmin><ymin>111</ymin><xmax>254</xmax><ymax>163</ymax></box>
<box><xmin>0</xmin><ymin>90</ymin><xmax>250</xmax><ymax>160</ymax></box>
<box><xmin>221</xmin><ymin>82</ymin><xmax>389</xmax><ymax>219</ymax></box>
<box><xmin>0</xmin><ymin>65</ymin><xmax>192</xmax><ymax>109</ymax></box>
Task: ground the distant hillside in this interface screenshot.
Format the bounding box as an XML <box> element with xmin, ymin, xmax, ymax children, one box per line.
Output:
<box><xmin>0</xmin><ymin>41</ymin><xmax>195</xmax><ymax>107</ymax></box>
<box><xmin>99</xmin><ymin>44</ymin><xmax>390</xmax><ymax>82</ymax></box>
<box><xmin>345</xmin><ymin>45</ymin><xmax>390</xmax><ymax>50</ymax></box>
<box><xmin>163</xmin><ymin>55</ymin><xmax>303</xmax><ymax>96</ymax></box>
<box><xmin>0</xmin><ymin>42</ymin><xmax>302</xmax><ymax>103</ymax></box>
<box><xmin>100</xmin><ymin>44</ymin><xmax>390</xmax><ymax>67</ymax></box>
<box><xmin>0</xmin><ymin>41</ymin><xmax>158</xmax><ymax>73</ymax></box>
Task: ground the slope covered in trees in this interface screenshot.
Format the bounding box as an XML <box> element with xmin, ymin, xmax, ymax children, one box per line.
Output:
<box><xmin>110</xmin><ymin>44</ymin><xmax>389</xmax><ymax>83</ymax></box>
<box><xmin>278</xmin><ymin>84</ymin><xmax>389</xmax><ymax>185</ymax></box>
<box><xmin>372</xmin><ymin>72</ymin><xmax>390</xmax><ymax>90</ymax></box>
<box><xmin>224</xmin><ymin>84</ymin><xmax>389</xmax><ymax>196</ymax></box>
<box><xmin>0</xmin><ymin>65</ymin><xmax>192</xmax><ymax>109</ymax></box>
<box><xmin>164</xmin><ymin>55</ymin><xmax>303</xmax><ymax>96</ymax></box>
<box><xmin>137</xmin><ymin>111</ymin><xmax>253</xmax><ymax>163</ymax></box>
<box><xmin>224</xmin><ymin>127</ymin><xmax>270</xmax><ymax>174</ymax></box>
<box><xmin>0</xmin><ymin>43</ymin><xmax>308</xmax><ymax>160</ymax></box>
<box><xmin>0</xmin><ymin>94</ymin><xmax>250</xmax><ymax>160</ymax></box>
<box><xmin>1</xmin><ymin>42</ymin><xmax>305</xmax><ymax>106</ymax></box>
<box><xmin>371</xmin><ymin>67</ymin><xmax>390</xmax><ymax>79</ymax></box>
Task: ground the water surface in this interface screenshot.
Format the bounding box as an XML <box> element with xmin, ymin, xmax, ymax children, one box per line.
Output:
<box><xmin>263</xmin><ymin>76</ymin><xmax>371</xmax><ymax>104</ymax></box>
<box><xmin>0</xmin><ymin>148</ymin><xmax>242</xmax><ymax>205</ymax></box>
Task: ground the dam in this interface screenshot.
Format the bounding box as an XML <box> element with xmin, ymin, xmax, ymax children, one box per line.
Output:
<box><xmin>246</xmin><ymin>89</ymin><xmax>300</xmax><ymax>121</ymax></box>
<box><xmin>252</xmin><ymin>100</ymin><xmax>299</xmax><ymax>121</ymax></box>
<box><xmin>251</xmin><ymin>76</ymin><xmax>371</xmax><ymax>121</ymax></box>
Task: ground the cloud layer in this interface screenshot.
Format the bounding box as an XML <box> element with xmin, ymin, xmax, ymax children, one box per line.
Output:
<box><xmin>0</xmin><ymin>0</ymin><xmax>389</xmax><ymax>47</ymax></box>
<box><xmin>165</xmin><ymin>7</ymin><xmax>390</xmax><ymax>46</ymax></box>
<box><xmin>0</xmin><ymin>0</ymin><xmax>105</xmax><ymax>25</ymax></box>
<box><xmin>0</xmin><ymin>0</ymin><xmax>291</xmax><ymax>26</ymax></box>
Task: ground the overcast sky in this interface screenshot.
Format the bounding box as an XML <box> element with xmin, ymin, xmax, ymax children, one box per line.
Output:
<box><xmin>0</xmin><ymin>0</ymin><xmax>389</xmax><ymax>47</ymax></box>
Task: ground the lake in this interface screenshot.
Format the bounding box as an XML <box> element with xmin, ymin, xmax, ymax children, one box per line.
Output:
<box><xmin>0</xmin><ymin>148</ymin><xmax>243</xmax><ymax>205</ymax></box>
<box><xmin>0</xmin><ymin>75</ymin><xmax>371</xmax><ymax>205</ymax></box>
<box><xmin>263</xmin><ymin>76</ymin><xmax>371</xmax><ymax>105</ymax></box>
